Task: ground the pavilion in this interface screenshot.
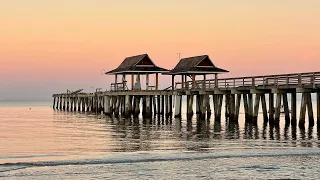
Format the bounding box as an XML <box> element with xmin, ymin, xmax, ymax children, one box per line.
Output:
<box><xmin>105</xmin><ymin>54</ymin><xmax>168</xmax><ymax>91</ymax></box>
<box><xmin>167</xmin><ymin>55</ymin><xmax>229</xmax><ymax>90</ymax></box>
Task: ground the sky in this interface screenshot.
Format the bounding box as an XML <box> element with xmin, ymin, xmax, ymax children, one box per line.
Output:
<box><xmin>1</xmin><ymin>0</ymin><xmax>320</xmax><ymax>100</ymax></box>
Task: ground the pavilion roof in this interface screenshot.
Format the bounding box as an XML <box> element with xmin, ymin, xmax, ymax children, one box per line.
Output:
<box><xmin>167</xmin><ymin>55</ymin><xmax>228</xmax><ymax>75</ymax></box>
<box><xmin>106</xmin><ymin>54</ymin><xmax>168</xmax><ymax>75</ymax></box>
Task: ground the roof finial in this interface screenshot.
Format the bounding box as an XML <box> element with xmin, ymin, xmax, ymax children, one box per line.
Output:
<box><xmin>177</xmin><ymin>53</ymin><xmax>181</xmax><ymax>61</ymax></box>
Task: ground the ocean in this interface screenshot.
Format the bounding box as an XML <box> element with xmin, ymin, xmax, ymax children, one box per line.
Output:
<box><xmin>1</xmin><ymin>100</ymin><xmax>320</xmax><ymax>179</ymax></box>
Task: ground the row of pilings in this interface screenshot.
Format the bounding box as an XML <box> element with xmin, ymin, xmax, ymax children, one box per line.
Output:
<box><xmin>53</xmin><ymin>91</ymin><xmax>320</xmax><ymax>127</ymax></box>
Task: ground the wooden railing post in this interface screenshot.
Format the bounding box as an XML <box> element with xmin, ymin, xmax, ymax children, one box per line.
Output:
<box><xmin>286</xmin><ymin>74</ymin><xmax>289</xmax><ymax>87</ymax></box>
<box><xmin>298</xmin><ymin>74</ymin><xmax>302</xmax><ymax>86</ymax></box>
<box><xmin>242</xmin><ymin>78</ymin><xmax>245</xmax><ymax>87</ymax></box>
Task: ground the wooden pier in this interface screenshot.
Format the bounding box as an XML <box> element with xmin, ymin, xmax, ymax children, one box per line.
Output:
<box><xmin>52</xmin><ymin>54</ymin><xmax>320</xmax><ymax>128</ymax></box>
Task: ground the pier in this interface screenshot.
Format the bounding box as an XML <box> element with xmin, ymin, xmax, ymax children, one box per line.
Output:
<box><xmin>52</xmin><ymin>54</ymin><xmax>320</xmax><ymax>128</ymax></box>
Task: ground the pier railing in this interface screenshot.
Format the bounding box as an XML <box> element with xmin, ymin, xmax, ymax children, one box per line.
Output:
<box><xmin>175</xmin><ymin>71</ymin><xmax>320</xmax><ymax>90</ymax></box>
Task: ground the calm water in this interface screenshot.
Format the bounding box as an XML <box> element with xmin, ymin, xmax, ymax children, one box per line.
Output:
<box><xmin>1</xmin><ymin>100</ymin><xmax>320</xmax><ymax>179</ymax></box>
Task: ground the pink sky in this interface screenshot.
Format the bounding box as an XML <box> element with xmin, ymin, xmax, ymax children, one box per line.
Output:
<box><xmin>1</xmin><ymin>0</ymin><xmax>320</xmax><ymax>100</ymax></box>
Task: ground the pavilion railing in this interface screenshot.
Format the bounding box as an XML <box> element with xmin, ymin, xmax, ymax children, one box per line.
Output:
<box><xmin>175</xmin><ymin>71</ymin><xmax>320</xmax><ymax>90</ymax></box>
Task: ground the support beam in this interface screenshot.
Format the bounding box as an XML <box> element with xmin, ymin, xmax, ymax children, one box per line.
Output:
<box><xmin>53</xmin><ymin>97</ymin><xmax>56</xmax><ymax>110</ymax></box>
<box><xmin>165</xmin><ymin>95</ymin><xmax>169</xmax><ymax>117</ymax></box>
<box><xmin>161</xmin><ymin>95</ymin><xmax>164</xmax><ymax>115</ymax></box>
<box><xmin>157</xmin><ymin>95</ymin><xmax>161</xmax><ymax>115</ymax></box>
<box><xmin>196</xmin><ymin>95</ymin><xmax>201</xmax><ymax>114</ymax></box>
<box><xmin>153</xmin><ymin>96</ymin><xmax>157</xmax><ymax>116</ymax></box>
<box><xmin>105</xmin><ymin>96</ymin><xmax>111</xmax><ymax>115</ymax></box>
<box><xmin>171</xmin><ymin>75</ymin><xmax>174</xmax><ymax>91</ymax></box>
<box><xmin>248</xmin><ymin>94</ymin><xmax>253</xmax><ymax>122</ymax></box>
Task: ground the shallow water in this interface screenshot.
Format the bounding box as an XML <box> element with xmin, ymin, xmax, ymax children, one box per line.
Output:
<box><xmin>1</xmin><ymin>100</ymin><xmax>320</xmax><ymax>179</ymax></box>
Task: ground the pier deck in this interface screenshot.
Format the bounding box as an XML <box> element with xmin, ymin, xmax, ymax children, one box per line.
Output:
<box><xmin>53</xmin><ymin>71</ymin><xmax>320</xmax><ymax>128</ymax></box>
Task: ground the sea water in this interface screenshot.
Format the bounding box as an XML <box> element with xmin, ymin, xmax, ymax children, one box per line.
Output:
<box><xmin>1</xmin><ymin>100</ymin><xmax>320</xmax><ymax>179</ymax></box>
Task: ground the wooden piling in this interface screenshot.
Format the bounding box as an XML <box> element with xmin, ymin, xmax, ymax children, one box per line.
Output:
<box><xmin>187</xmin><ymin>95</ymin><xmax>194</xmax><ymax>117</ymax></box>
<box><xmin>243</xmin><ymin>94</ymin><xmax>249</xmax><ymax>121</ymax></box>
<box><xmin>169</xmin><ymin>95</ymin><xmax>173</xmax><ymax>116</ymax></box>
<box><xmin>291</xmin><ymin>92</ymin><xmax>297</xmax><ymax>124</ymax></box>
<box><xmin>153</xmin><ymin>96</ymin><xmax>157</xmax><ymax>116</ymax></box>
<box><xmin>253</xmin><ymin>94</ymin><xmax>260</xmax><ymax>124</ymax></box>
<box><xmin>165</xmin><ymin>95</ymin><xmax>169</xmax><ymax>117</ymax></box>
<box><xmin>306</xmin><ymin>92</ymin><xmax>314</xmax><ymax>127</ymax></box>
<box><xmin>282</xmin><ymin>93</ymin><xmax>290</xmax><ymax>124</ymax></box>
<box><xmin>174</xmin><ymin>95</ymin><xmax>182</xmax><ymax>118</ymax></box>
<box><xmin>157</xmin><ymin>95</ymin><xmax>161</xmax><ymax>115</ymax></box>
<box><xmin>275</xmin><ymin>93</ymin><xmax>281</xmax><ymax>124</ymax></box>
<box><xmin>299</xmin><ymin>93</ymin><xmax>307</xmax><ymax>127</ymax></box>
<box><xmin>261</xmin><ymin>94</ymin><xmax>268</xmax><ymax>123</ymax></box>
<box><xmin>145</xmin><ymin>96</ymin><xmax>152</xmax><ymax>118</ymax></box>
<box><xmin>248</xmin><ymin>94</ymin><xmax>253</xmax><ymax>122</ymax></box>
<box><xmin>161</xmin><ymin>95</ymin><xmax>164</xmax><ymax>115</ymax></box>
<box><xmin>269</xmin><ymin>93</ymin><xmax>274</xmax><ymax>121</ymax></box>
<box><xmin>196</xmin><ymin>95</ymin><xmax>201</xmax><ymax>114</ymax></box>
<box><xmin>234</xmin><ymin>94</ymin><xmax>241</xmax><ymax>121</ymax></box>
<box><xmin>134</xmin><ymin>96</ymin><xmax>140</xmax><ymax>117</ymax></box>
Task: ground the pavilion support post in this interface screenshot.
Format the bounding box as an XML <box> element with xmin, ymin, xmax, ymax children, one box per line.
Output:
<box><xmin>181</xmin><ymin>75</ymin><xmax>184</xmax><ymax>89</ymax></box>
<box><xmin>269</xmin><ymin>93</ymin><xmax>274</xmax><ymax>122</ymax></box>
<box><xmin>187</xmin><ymin>95</ymin><xmax>194</xmax><ymax>117</ymax></box>
<box><xmin>261</xmin><ymin>94</ymin><xmax>268</xmax><ymax>123</ymax></box>
<box><xmin>282</xmin><ymin>93</ymin><xmax>290</xmax><ymax>125</ymax></box>
<box><xmin>275</xmin><ymin>93</ymin><xmax>282</xmax><ymax>124</ymax></box>
<box><xmin>253</xmin><ymin>94</ymin><xmax>260</xmax><ymax>125</ymax></box>
<box><xmin>299</xmin><ymin>93</ymin><xmax>307</xmax><ymax>127</ymax></box>
<box><xmin>317</xmin><ymin>92</ymin><xmax>320</xmax><ymax>125</ymax></box>
<box><xmin>146</xmin><ymin>73</ymin><xmax>149</xmax><ymax>90</ymax></box>
<box><xmin>203</xmin><ymin>74</ymin><xmax>206</xmax><ymax>89</ymax></box>
<box><xmin>291</xmin><ymin>92</ymin><xmax>297</xmax><ymax>125</ymax></box>
<box><xmin>174</xmin><ymin>95</ymin><xmax>182</xmax><ymax>118</ymax></box>
<box><xmin>196</xmin><ymin>95</ymin><xmax>201</xmax><ymax>114</ymax></box>
<box><xmin>115</xmin><ymin>74</ymin><xmax>118</xmax><ymax>91</ymax></box>
<box><xmin>156</xmin><ymin>73</ymin><xmax>159</xmax><ymax>90</ymax></box>
<box><xmin>234</xmin><ymin>94</ymin><xmax>241</xmax><ymax>121</ymax></box>
<box><xmin>306</xmin><ymin>92</ymin><xmax>314</xmax><ymax>127</ymax></box>
<box><xmin>171</xmin><ymin>75</ymin><xmax>174</xmax><ymax>91</ymax></box>
<box><xmin>131</xmin><ymin>74</ymin><xmax>134</xmax><ymax>90</ymax></box>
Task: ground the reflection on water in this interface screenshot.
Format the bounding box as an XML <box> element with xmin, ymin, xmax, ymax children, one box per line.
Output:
<box><xmin>1</xmin><ymin>106</ymin><xmax>320</xmax><ymax>157</ymax></box>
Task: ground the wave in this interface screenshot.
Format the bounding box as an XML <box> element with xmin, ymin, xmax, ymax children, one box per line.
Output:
<box><xmin>1</xmin><ymin>149</ymin><xmax>320</xmax><ymax>172</ymax></box>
